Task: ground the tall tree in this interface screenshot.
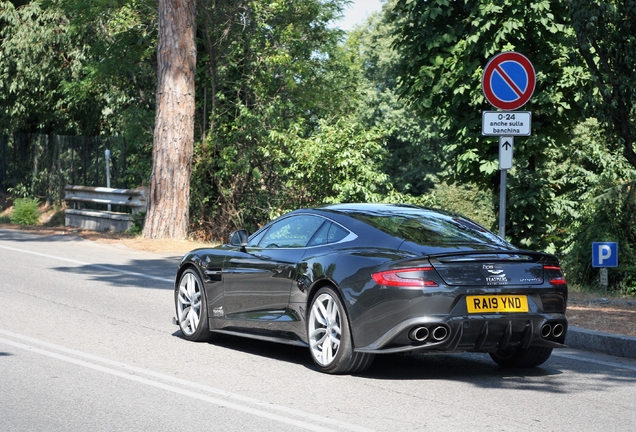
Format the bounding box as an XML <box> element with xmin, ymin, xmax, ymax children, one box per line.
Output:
<box><xmin>347</xmin><ymin>6</ymin><xmax>443</xmax><ymax>196</ymax></box>
<box><xmin>143</xmin><ymin>0</ymin><xmax>197</xmax><ymax>239</ymax></box>
<box><xmin>0</xmin><ymin>1</ymin><xmax>76</xmax><ymax>134</ymax></box>
<box><xmin>190</xmin><ymin>0</ymin><xmax>357</xmax><ymax>238</ymax></box>
<box><xmin>388</xmin><ymin>0</ymin><xmax>589</xmax><ymax>248</ymax></box>
<box><xmin>569</xmin><ymin>0</ymin><xmax>636</xmax><ymax>169</ymax></box>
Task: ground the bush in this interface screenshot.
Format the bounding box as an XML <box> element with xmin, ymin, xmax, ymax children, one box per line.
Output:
<box><xmin>432</xmin><ymin>182</ymin><xmax>496</xmax><ymax>230</ymax></box>
<box><xmin>562</xmin><ymin>180</ymin><xmax>636</xmax><ymax>295</ymax></box>
<box><xmin>10</xmin><ymin>198</ymin><xmax>41</xmax><ymax>225</ymax></box>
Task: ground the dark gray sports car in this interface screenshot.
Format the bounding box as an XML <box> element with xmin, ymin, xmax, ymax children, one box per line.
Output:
<box><xmin>173</xmin><ymin>203</ymin><xmax>568</xmax><ymax>374</ymax></box>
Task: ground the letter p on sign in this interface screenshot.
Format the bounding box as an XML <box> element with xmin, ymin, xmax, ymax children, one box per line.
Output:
<box><xmin>592</xmin><ymin>242</ymin><xmax>618</xmax><ymax>268</ymax></box>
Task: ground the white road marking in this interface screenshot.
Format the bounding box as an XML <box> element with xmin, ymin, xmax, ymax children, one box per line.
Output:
<box><xmin>0</xmin><ymin>244</ymin><xmax>173</xmax><ymax>283</ymax></box>
<box><xmin>0</xmin><ymin>329</ymin><xmax>372</xmax><ymax>432</ymax></box>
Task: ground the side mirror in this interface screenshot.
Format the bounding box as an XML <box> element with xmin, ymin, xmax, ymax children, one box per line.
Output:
<box><xmin>229</xmin><ymin>229</ymin><xmax>249</xmax><ymax>248</ymax></box>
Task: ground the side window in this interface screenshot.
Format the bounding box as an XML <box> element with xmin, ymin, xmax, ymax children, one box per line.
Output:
<box><xmin>307</xmin><ymin>222</ymin><xmax>331</xmax><ymax>247</ymax></box>
<box><xmin>327</xmin><ymin>223</ymin><xmax>349</xmax><ymax>243</ymax></box>
<box><xmin>258</xmin><ymin>215</ymin><xmax>325</xmax><ymax>248</ymax></box>
<box><xmin>308</xmin><ymin>221</ymin><xmax>350</xmax><ymax>247</ymax></box>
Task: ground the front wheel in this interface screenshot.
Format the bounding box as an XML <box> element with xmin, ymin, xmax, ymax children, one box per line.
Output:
<box><xmin>307</xmin><ymin>287</ymin><xmax>374</xmax><ymax>374</ymax></box>
<box><xmin>175</xmin><ymin>268</ymin><xmax>214</xmax><ymax>342</ymax></box>
<box><xmin>489</xmin><ymin>346</ymin><xmax>553</xmax><ymax>368</ymax></box>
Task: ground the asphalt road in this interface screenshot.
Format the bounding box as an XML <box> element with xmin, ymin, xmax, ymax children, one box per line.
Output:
<box><xmin>1</xmin><ymin>228</ymin><xmax>636</xmax><ymax>431</ymax></box>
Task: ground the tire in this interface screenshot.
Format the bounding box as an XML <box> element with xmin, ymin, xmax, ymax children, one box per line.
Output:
<box><xmin>175</xmin><ymin>268</ymin><xmax>214</xmax><ymax>342</ymax></box>
<box><xmin>307</xmin><ymin>287</ymin><xmax>374</xmax><ymax>374</ymax></box>
<box><xmin>489</xmin><ymin>346</ymin><xmax>553</xmax><ymax>368</ymax></box>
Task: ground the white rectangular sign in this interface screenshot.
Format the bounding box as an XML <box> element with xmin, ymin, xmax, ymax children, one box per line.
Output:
<box><xmin>499</xmin><ymin>136</ymin><xmax>513</xmax><ymax>170</ymax></box>
<box><xmin>482</xmin><ymin>111</ymin><xmax>531</xmax><ymax>136</ymax></box>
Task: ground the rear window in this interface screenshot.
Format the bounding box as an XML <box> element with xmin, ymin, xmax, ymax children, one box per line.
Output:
<box><xmin>347</xmin><ymin>209</ymin><xmax>509</xmax><ymax>248</ymax></box>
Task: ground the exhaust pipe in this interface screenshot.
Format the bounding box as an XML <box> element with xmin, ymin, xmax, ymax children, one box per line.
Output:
<box><xmin>409</xmin><ymin>327</ymin><xmax>429</xmax><ymax>342</ymax></box>
<box><xmin>540</xmin><ymin>324</ymin><xmax>552</xmax><ymax>338</ymax></box>
<box><xmin>432</xmin><ymin>326</ymin><xmax>449</xmax><ymax>341</ymax></box>
<box><xmin>552</xmin><ymin>323</ymin><xmax>564</xmax><ymax>338</ymax></box>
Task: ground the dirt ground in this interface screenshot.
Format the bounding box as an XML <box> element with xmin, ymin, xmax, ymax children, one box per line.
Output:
<box><xmin>1</xmin><ymin>221</ymin><xmax>635</xmax><ymax>338</ymax></box>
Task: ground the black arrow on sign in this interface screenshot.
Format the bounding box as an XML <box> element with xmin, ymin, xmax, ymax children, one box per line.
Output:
<box><xmin>502</xmin><ymin>140</ymin><xmax>512</xmax><ymax>150</ymax></box>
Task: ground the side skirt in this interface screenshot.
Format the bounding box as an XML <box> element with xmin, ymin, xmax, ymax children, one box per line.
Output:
<box><xmin>211</xmin><ymin>328</ymin><xmax>309</xmax><ymax>348</ymax></box>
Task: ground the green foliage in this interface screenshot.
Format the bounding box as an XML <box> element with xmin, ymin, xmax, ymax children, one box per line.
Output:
<box><xmin>569</xmin><ymin>0</ymin><xmax>636</xmax><ymax>169</ymax></box>
<box><xmin>7</xmin><ymin>183</ymin><xmax>31</xmax><ymax>199</ymax></box>
<box><xmin>10</xmin><ymin>198</ymin><xmax>40</xmax><ymax>225</ymax></box>
<box><xmin>347</xmin><ymin>7</ymin><xmax>444</xmax><ymax>196</ymax></box>
<box><xmin>128</xmin><ymin>211</ymin><xmax>145</xmax><ymax>235</ymax></box>
<box><xmin>563</xmin><ymin>179</ymin><xmax>636</xmax><ymax>294</ymax></box>
<box><xmin>555</xmin><ymin>119</ymin><xmax>636</xmax><ymax>293</ymax></box>
<box><xmin>0</xmin><ymin>1</ymin><xmax>74</xmax><ymax>133</ymax></box>
<box><xmin>274</xmin><ymin>119</ymin><xmax>391</xmax><ymax>212</ymax></box>
<box><xmin>432</xmin><ymin>182</ymin><xmax>496</xmax><ymax>230</ymax></box>
<box><xmin>190</xmin><ymin>0</ymin><xmax>359</xmax><ymax>238</ymax></box>
<box><xmin>388</xmin><ymin>0</ymin><xmax>590</xmax><ymax>249</ymax></box>
<box><xmin>0</xmin><ymin>0</ymin><xmax>156</xmax><ymax>189</ymax></box>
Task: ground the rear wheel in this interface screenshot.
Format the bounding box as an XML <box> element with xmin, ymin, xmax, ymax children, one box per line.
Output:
<box><xmin>489</xmin><ymin>346</ymin><xmax>553</xmax><ymax>368</ymax></box>
<box><xmin>307</xmin><ymin>287</ymin><xmax>374</xmax><ymax>374</ymax></box>
<box><xmin>175</xmin><ymin>268</ymin><xmax>214</xmax><ymax>342</ymax></box>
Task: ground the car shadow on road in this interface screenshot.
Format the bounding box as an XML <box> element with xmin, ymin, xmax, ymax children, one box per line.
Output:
<box><xmin>172</xmin><ymin>330</ymin><xmax>636</xmax><ymax>393</ymax></box>
<box><xmin>0</xmin><ymin>229</ymin><xmax>81</xmax><ymax>243</ymax></box>
<box><xmin>175</xmin><ymin>330</ymin><xmax>560</xmax><ymax>381</ymax></box>
<box><xmin>363</xmin><ymin>351</ymin><xmax>636</xmax><ymax>394</ymax></box>
<box><xmin>48</xmin><ymin>260</ymin><xmax>178</xmax><ymax>289</ymax></box>
<box><xmin>1</xmin><ymin>228</ymin><xmax>180</xmax><ymax>288</ymax></box>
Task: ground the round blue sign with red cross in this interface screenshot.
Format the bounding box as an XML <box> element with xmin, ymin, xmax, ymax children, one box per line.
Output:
<box><xmin>482</xmin><ymin>52</ymin><xmax>536</xmax><ymax>111</ymax></box>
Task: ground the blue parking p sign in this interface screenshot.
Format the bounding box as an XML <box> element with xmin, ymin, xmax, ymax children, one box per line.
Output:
<box><xmin>592</xmin><ymin>242</ymin><xmax>618</xmax><ymax>268</ymax></box>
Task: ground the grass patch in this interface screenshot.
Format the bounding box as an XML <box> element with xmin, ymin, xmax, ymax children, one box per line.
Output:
<box><xmin>9</xmin><ymin>198</ymin><xmax>40</xmax><ymax>225</ymax></box>
<box><xmin>568</xmin><ymin>283</ymin><xmax>635</xmax><ymax>299</ymax></box>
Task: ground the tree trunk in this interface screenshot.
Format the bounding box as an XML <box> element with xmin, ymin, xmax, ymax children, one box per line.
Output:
<box><xmin>143</xmin><ymin>0</ymin><xmax>197</xmax><ymax>239</ymax></box>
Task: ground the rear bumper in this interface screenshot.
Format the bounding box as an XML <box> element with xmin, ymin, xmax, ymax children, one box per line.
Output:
<box><xmin>355</xmin><ymin>313</ymin><xmax>567</xmax><ymax>354</ymax></box>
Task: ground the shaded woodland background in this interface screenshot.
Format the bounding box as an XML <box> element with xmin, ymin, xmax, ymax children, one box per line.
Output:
<box><xmin>1</xmin><ymin>0</ymin><xmax>635</xmax><ymax>293</ymax></box>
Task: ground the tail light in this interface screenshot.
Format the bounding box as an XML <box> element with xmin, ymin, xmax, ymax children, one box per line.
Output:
<box><xmin>372</xmin><ymin>267</ymin><xmax>439</xmax><ymax>288</ymax></box>
<box><xmin>544</xmin><ymin>265</ymin><xmax>567</xmax><ymax>286</ymax></box>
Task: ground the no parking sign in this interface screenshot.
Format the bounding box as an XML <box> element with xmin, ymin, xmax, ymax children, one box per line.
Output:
<box><xmin>482</xmin><ymin>52</ymin><xmax>536</xmax><ymax>111</ymax></box>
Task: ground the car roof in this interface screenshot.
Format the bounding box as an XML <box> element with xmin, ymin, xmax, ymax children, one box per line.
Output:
<box><xmin>308</xmin><ymin>203</ymin><xmax>458</xmax><ymax>219</ymax></box>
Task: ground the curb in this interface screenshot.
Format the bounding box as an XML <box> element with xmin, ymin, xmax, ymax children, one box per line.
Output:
<box><xmin>565</xmin><ymin>326</ymin><xmax>636</xmax><ymax>360</ymax></box>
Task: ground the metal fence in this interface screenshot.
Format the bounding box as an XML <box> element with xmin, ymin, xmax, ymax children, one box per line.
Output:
<box><xmin>0</xmin><ymin>132</ymin><xmax>128</xmax><ymax>204</ymax></box>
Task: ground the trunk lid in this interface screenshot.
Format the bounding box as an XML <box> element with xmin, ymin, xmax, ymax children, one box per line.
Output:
<box><xmin>428</xmin><ymin>252</ymin><xmax>546</xmax><ymax>286</ymax></box>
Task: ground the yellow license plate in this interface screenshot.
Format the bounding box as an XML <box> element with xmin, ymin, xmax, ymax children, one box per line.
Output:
<box><xmin>466</xmin><ymin>295</ymin><xmax>529</xmax><ymax>313</ymax></box>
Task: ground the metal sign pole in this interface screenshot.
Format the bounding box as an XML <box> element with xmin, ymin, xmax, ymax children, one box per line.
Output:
<box><xmin>105</xmin><ymin>149</ymin><xmax>111</xmax><ymax>211</ymax></box>
<box><xmin>497</xmin><ymin>136</ymin><xmax>513</xmax><ymax>239</ymax></box>
<box><xmin>499</xmin><ymin>169</ymin><xmax>507</xmax><ymax>238</ymax></box>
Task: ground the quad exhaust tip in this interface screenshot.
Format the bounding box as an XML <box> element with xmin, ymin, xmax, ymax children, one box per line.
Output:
<box><xmin>408</xmin><ymin>327</ymin><xmax>429</xmax><ymax>342</ymax></box>
<box><xmin>432</xmin><ymin>326</ymin><xmax>449</xmax><ymax>341</ymax></box>
<box><xmin>552</xmin><ymin>323</ymin><xmax>564</xmax><ymax>338</ymax></box>
<box><xmin>408</xmin><ymin>325</ymin><xmax>450</xmax><ymax>342</ymax></box>
<box><xmin>541</xmin><ymin>324</ymin><xmax>552</xmax><ymax>338</ymax></box>
<box><xmin>541</xmin><ymin>323</ymin><xmax>564</xmax><ymax>339</ymax></box>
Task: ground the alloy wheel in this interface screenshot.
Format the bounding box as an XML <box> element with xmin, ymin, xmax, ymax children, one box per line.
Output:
<box><xmin>309</xmin><ymin>292</ymin><xmax>342</xmax><ymax>366</ymax></box>
<box><xmin>177</xmin><ymin>271</ymin><xmax>202</xmax><ymax>336</ymax></box>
